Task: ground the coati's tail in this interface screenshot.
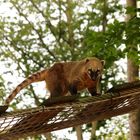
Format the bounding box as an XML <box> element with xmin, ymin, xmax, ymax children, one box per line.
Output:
<box><xmin>5</xmin><ymin>69</ymin><xmax>48</xmax><ymax>105</ymax></box>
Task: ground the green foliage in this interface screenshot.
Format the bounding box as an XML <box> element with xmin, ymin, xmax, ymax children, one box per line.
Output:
<box><xmin>0</xmin><ymin>76</ymin><xmax>6</xmax><ymax>104</ymax></box>
<box><xmin>124</xmin><ymin>18</ymin><xmax>140</xmax><ymax>65</ymax></box>
<box><xmin>96</xmin><ymin>115</ymin><xmax>129</xmax><ymax>140</ymax></box>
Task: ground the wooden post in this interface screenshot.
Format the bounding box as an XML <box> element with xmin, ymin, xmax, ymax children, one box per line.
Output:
<box><xmin>75</xmin><ymin>125</ymin><xmax>83</xmax><ymax>140</ymax></box>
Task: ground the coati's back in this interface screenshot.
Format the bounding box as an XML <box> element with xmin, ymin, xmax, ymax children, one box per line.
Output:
<box><xmin>61</xmin><ymin>60</ymin><xmax>85</xmax><ymax>81</ymax></box>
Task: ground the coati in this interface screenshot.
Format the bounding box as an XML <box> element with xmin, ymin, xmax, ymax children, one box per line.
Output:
<box><xmin>5</xmin><ymin>57</ymin><xmax>105</xmax><ymax>105</ymax></box>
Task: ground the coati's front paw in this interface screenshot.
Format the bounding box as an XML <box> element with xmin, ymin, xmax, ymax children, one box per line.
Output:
<box><xmin>69</xmin><ymin>84</ymin><xmax>78</xmax><ymax>95</ymax></box>
<box><xmin>90</xmin><ymin>92</ymin><xmax>101</xmax><ymax>96</ymax></box>
<box><xmin>95</xmin><ymin>93</ymin><xmax>101</xmax><ymax>96</ymax></box>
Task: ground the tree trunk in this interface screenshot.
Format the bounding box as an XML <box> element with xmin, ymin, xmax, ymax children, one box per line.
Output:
<box><xmin>75</xmin><ymin>125</ymin><xmax>83</xmax><ymax>140</ymax></box>
<box><xmin>128</xmin><ymin>58</ymin><xmax>139</xmax><ymax>140</ymax></box>
<box><xmin>126</xmin><ymin>0</ymin><xmax>140</xmax><ymax>140</ymax></box>
<box><xmin>90</xmin><ymin>121</ymin><xmax>97</xmax><ymax>140</ymax></box>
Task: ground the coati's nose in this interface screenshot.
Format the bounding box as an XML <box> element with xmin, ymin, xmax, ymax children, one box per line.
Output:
<box><xmin>88</xmin><ymin>69</ymin><xmax>99</xmax><ymax>81</ymax></box>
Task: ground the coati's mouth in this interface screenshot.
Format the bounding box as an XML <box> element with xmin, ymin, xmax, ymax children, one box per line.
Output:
<box><xmin>87</xmin><ymin>69</ymin><xmax>100</xmax><ymax>81</ymax></box>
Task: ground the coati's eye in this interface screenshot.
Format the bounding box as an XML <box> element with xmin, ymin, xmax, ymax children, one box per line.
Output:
<box><xmin>88</xmin><ymin>68</ymin><xmax>100</xmax><ymax>76</ymax></box>
<box><xmin>88</xmin><ymin>69</ymin><xmax>92</xmax><ymax>74</ymax></box>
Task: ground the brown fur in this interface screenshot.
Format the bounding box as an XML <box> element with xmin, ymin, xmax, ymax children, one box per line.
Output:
<box><xmin>5</xmin><ymin>57</ymin><xmax>105</xmax><ymax>105</ymax></box>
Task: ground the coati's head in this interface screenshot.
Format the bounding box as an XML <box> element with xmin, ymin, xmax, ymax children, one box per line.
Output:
<box><xmin>84</xmin><ymin>57</ymin><xmax>105</xmax><ymax>81</ymax></box>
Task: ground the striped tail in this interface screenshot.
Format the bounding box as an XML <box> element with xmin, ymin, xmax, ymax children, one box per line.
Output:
<box><xmin>5</xmin><ymin>69</ymin><xmax>48</xmax><ymax>105</ymax></box>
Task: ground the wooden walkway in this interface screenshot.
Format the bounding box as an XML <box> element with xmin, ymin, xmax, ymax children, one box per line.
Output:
<box><xmin>0</xmin><ymin>81</ymin><xmax>140</xmax><ymax>139</ymax></box>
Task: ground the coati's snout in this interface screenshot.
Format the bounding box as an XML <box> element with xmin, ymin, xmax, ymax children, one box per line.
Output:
<box><xmin>87</xmin><ymin>69</ymin><xmax>100</xmax><ymax>81</ymax></box>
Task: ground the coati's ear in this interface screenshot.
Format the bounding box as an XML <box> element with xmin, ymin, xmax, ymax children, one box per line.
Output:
<box><xmin>85</xmin><ymin>58</ymin><xmax>89</xmax><ymax>63</ymax></box>
<box><xmin>101</xmin><ymin>60</ymin><xmax>105</xmax><ymax>66</ymax></box>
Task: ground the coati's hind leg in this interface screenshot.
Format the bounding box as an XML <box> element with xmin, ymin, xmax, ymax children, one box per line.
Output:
<box><xmin>46</xmin><ymin>62</ymin><xmax>66</xmax><ymax>98</ymax></box>
<box><xmin>49</xmin><ymin>84</ymin><xmax>63</xmax><ymax>98</ymax></box>
<box><xmin>41</xmin><ymin>84</ymin><xmax>64</xmax><ymax>106</ymax></box>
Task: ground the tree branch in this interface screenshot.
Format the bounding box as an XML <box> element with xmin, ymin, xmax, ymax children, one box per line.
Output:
<box><xmin>10</xmin><ymin>1</ymin><xmax>57</xmax><ymax>60</ymax></box>
<box><xmin>29</xmin><ymin>0</ymin><xmax>58</xmax><ymax>39</ymax></box>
